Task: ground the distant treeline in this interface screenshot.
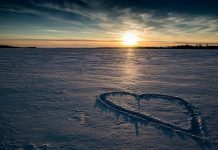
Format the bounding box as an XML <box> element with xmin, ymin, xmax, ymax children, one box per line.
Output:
<box><xmin>1</xmin><ymin>44</ymin><xmax>218</xmax><ymax>49</ymax></box>
<box><xmin>0</xmin><ymin>45</ymin><xmax>36</xmax><ymax>48</ymax></box>
<box><xmin>98</xmin><ymin>45</ymin><xmax>218</xmax><ymax>49</ymax></box>
<box><xmin>141</xmin><ymin>45</ymin><xmax>218</xmax><ymax>49</ymax></box>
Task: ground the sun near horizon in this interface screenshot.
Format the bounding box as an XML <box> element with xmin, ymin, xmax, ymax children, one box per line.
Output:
<box><xmin>0</xmin><ymin>0</ymin><xmax>218</xmax><ymax>48</ymax></box>
<box><xmin>122</xmin><ymin>32</ymin><xmax>139</xmax><ymax>46</ymax></box>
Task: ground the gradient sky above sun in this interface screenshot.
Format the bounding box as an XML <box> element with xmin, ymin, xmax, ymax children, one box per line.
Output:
<box><xmin>0</xmin><ymin>0</ymin><xmax>218</xmax><ymax>47</ymax></box>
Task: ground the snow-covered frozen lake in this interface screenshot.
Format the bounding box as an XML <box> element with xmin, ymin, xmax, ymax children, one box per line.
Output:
<box><xmin>0</xmin><ymin>48</ymin><xmax>218</xmax><ymax>149</ymax></box>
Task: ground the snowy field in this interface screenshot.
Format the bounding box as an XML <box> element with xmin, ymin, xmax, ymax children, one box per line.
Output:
<box><xmin>0</xmin><ymin>48</ymin><xmax>218</xmax><ymax>149</ymax></box>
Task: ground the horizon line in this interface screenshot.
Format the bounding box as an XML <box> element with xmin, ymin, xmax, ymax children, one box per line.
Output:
<box><xmin>1</xmin><ymin>38</ymin><xmax>218</xmax><ymax>45</ymax></box>
<box><xmin>1</xmin><ymin>44</ymin><xmax>218</xmax><ymax>49</ymax></box>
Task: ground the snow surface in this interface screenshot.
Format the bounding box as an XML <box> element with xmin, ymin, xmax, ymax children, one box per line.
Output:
<box><xmin>0</xmin><ymin>48</ymin><xmax>218</xmax><ymax>149</ymax></box>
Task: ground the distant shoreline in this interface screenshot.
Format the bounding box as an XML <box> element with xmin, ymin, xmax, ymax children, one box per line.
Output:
<box><xmin>97</xmin><ymin>45</ymin><xmax>218</xmax><ymax>49</ymax></box>
<box><xmin>0</xmin><ymin>45</ymin><xmax>218</xmax><ymax>49</ymax></box>
<box><xmin>0</xmin><ymin>45</ymin><xmax>36</xmax><ymax>49</ymax></box>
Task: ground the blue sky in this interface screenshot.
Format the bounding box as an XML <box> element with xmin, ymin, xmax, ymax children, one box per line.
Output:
<box><xmin>0</xmin><ymin>0</ymin><xmax>218</xmax><ymax>47</ymax></box>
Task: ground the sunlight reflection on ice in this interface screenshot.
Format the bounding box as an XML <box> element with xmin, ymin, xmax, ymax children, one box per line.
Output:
<box><xmin>121</xmin><ymin>49</ymin><xmax>139</xmax><ymax>85</ymax></box>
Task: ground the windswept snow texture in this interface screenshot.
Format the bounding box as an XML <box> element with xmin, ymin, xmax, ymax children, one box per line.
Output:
<box><xmin>0</xmin><ymin>48</ymin><xmax>218</xmax><ymax>150</ymax></box>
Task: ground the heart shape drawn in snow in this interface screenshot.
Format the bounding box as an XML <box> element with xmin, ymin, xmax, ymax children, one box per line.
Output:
<box><xmin>96</xmin><ymin>91</ymin><xmax>215</xmax><ymax>144</ymax></box>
